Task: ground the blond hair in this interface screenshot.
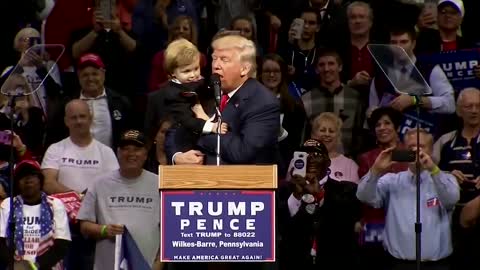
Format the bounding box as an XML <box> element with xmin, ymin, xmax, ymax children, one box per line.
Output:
<box><xmin>312</xmin><ymin>112</ymin><xmax>343</xmax><ymax>133</ymax></box>
<box><xmin>211</xmin><ymin>34</ymin><xmax>257</xmax><ymax>78</ymax></box>
<box><xmin>164</xmin><ymin>38</ymin><xmax>200</xmax><ymax>75</ymax></box>
<box><xmin>13</xmin><ymin>28</ymin><xmax>40</xmax><ymax>52</ymax></box>
<box><xmin>311</xmin><ymin>112</ymin><xmax>343</xmax><ymax>148</ymax></box>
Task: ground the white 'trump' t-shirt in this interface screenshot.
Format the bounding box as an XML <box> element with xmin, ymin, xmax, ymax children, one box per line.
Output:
<box><xmin>41</xmin><ymin>138</ymin><xmax>119</xmax><ymax>192</ymax></box>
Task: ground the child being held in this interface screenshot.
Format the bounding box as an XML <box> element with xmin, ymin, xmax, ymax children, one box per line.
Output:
<box><xmin>162</xmin><ymin>38</ymin><xmax>227</xmax><ymax>135</ymax></box>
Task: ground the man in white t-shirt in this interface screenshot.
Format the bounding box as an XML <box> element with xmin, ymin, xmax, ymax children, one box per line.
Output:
<box><xmin>41</xmin><ymin>99</ymin><xmax>119</xmax><ymax>195</ymax></box>
<box><xmin>41</xmin><ymin>99</ymin><xmax>118</xmax><ymax>270</ymax></box>
<box><xmin>78</xmin><ymin>130</ymin><xmax>161</xmax><ymax>270</ymax></box>
<box><xmin>0</xmin><ymin>160</ymin><xmax>71</xmax><ymax>270</ymax></box>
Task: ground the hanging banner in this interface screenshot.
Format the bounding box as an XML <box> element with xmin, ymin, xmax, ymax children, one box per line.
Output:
<box><xmin>417</xmin><ymin>49</ymin><xmax>480</xmax><ymax>94</ymax></box>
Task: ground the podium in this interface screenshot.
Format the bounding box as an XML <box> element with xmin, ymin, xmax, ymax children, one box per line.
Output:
<box><xmin>158</xmin><ymin>165</ymin><xmax>277</xmax><ymax>264</ymax></box>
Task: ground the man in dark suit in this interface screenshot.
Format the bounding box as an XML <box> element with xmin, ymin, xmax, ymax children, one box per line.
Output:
<box><xmin>45</xmin><ymin>53</ymin><xmax>133</xmax><ymax>149</ymax></box>
<box><xmin>278</xmin><ymin>139</ymin><xmax>361</xmax><ymax>270</ymax></box>
<box><xmin>170</xmin><ymin>33</ymin><xmax>281</xmax><ymax>166</ymax></box>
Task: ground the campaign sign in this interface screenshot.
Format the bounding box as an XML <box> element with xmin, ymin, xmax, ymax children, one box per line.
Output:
<box><xmin>418</xmin><ymin>49</ymin><xmax>480</xmax><ymax>94</ymax></box>
<box><xmin>380</xmin><ymin>93</ymin><xmax>435</xmax><ymax>137</ymax></box>
<box><xmin>160</xmin><ymin>190</ymin><xmax>275</xmax><ymax>262</ymax></box>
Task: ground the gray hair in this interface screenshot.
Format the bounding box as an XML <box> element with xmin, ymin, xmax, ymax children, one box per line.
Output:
<box><xmin>457</xmin><ymin>87</ymin><xmax>480</xmax><ymax>106</ymax></box>
<box><xmin>347</xmin><ymin>1</ymin><xmax>374</xmax><ymax>20</ymax></box>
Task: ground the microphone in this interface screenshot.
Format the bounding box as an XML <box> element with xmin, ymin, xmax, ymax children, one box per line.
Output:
<box><xmin>210</xmin><ymin>73</ymin><xmax>222</xmax><ymax>107</ymax></box>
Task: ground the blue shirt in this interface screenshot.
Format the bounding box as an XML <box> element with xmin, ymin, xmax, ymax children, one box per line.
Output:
<box><xmin>357</xmin><ymin>169</ymin><xmax>459</xmax><ymax>261</ymax></box>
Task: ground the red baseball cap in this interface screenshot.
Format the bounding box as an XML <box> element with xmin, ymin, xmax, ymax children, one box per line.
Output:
<box><xmin>77</xmin><ymin>53</ymin><xmax>105</xmax><ymax>70</ymax></box>
<box><xmin>14</xmin><ymin>160</ymin><xmax>41</xmax><ymax>177</ymax></box>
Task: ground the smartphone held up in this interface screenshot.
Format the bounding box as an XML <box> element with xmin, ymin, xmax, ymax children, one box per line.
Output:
<box><xmin>391</xmin><ymin>149</ymin><xmax>416</xmax><ymax>163</ymax></box>
<box><xmin>290</xmin><ymin>18</ymin><xmax>304</xmax><ymax>40</ymax></box>
<box><xmin>0</xmin><ymin>131</ymin><xmax>12</xmax><ymax>145</ymax></box>
<box><xmin>292</xmin><ymin>151</ymin><xmax>308</xmax><ymax>178</ymax></box>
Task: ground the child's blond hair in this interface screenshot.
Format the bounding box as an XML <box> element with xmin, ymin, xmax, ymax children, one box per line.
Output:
<box><xmin>164</xmin><ymin>38</ymin><xmax>200</xmax><ymax>75</ymax></box>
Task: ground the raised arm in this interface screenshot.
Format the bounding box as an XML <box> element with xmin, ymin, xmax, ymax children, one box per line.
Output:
<box><xmin>357</xmin><ymin>147</ymin><xmax>397</xmax><ymax>208</ymax></box>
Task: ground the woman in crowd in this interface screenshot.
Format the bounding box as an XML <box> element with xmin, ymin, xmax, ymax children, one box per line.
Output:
<box><xmin>230</xmin><ymin>15</ymin><xmax>263</xmax><ymax>57</ymax></box>
<box><xmin>311</xmin><ymin>112</ymin><xmax>359</xmax><ymax>183</ymax></box>
<box><xmin>149</xmin><ymin>15</ymin><xmax>207</xmax><ymax>91</ymax></box>
<box><xmin>259</xmin><ymin>54</ymin><xmax>306</xmax><ymax>179</ymax></box>
<box><xmin>145</xmin><ymin>117</ymin><xmax>173</xmax><ymax>174</ymax></box>
<box><xmin>3</xmin><ymin>27</ymin><xmax>63</xmax><ymax>120</ymax></box>
<box><xmin>13</xmin><ymin>94</ymin><xmax>45</xmax><ymax>160</ymax></box>
<box><xmin>356</xmin><ymin>106</ymin><xmax>407</xmax><ymax>270</ymax></box>
<box><xmin>358</xmin><ymin>106</ymin><xmax>406</xmax><ymax>177</ymax></box>
<box><xmin>0</xmin><ymin>76</ymin><xmax>45</xmax><ymax>160</ymax></box>
<box><xmin>229</xmin><ymin>15</ymin><xmax>264</xmax><ymax>70</ymax></box>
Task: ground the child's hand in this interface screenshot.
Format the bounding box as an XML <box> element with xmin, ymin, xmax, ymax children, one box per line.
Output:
<box><xmin>212</xmin><ymin>122</ymin><xmax>228</xmax><ymax>134</ymax></box>
<box><xmin>192</xmin><ymin>104</ymin><xmax>209</xmax><ymax>120</ymax></box>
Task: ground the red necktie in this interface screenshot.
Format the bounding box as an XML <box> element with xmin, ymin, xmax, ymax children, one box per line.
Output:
<box><xmin>219</xmin><ymin>94</ymin><xmax>229</xmax><ymax>112</ymax></box>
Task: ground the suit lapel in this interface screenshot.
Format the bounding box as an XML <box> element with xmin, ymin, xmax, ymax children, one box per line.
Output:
<box><xmin>221</xmin><ymin>79</ymin><xmax>253</xmax><ymax>120</ymax></box>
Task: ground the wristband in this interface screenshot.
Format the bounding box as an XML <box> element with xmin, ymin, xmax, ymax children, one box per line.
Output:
<box><xmin>430</xmin><ymin>166</ymin><xmax>441</xmax><ymax>176</ymax></box>
<box><xmin>412</xmin><ymin>96</ymin><xmax>417</xmax><ymax>105</ymax></box>
<box><xmin>28</xmin><ymin>261</ymin><xmax>38</xmax><ymax>270</ymax></box>
<box><xmin>17</xmin><ymin>145</ymin><xmax>26</xmax><ymax>156</ymax></box>
<box><xmin>101</xmin><ymin>225</ymin><xmax>108</xmax><ymax>237</ymax></box>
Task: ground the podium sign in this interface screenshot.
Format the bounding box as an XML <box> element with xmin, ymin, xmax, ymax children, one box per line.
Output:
<box><xmin>160</xmin><ymin>190</ymin><xmax>275</xmax><ymax>262</ymax></box>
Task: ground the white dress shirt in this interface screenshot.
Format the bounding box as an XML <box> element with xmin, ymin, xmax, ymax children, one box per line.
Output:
<box><xmin>80</xmin><ymin>89</ymin><xmax>112</xmax><ymax>148</ymax></box>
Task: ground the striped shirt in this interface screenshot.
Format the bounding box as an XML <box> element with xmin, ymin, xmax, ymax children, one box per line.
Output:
<box><xmin>434</xmin><ymin>130</ymin><xmax>480</xmax><ymax>203</ymax></box>
<box><xmin>302</xmin><ymin>85</ymin><xmax>363</xmax><ymax>156</ymax></box>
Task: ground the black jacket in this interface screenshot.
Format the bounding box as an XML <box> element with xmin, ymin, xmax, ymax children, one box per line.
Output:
<box><xmin>144</xmin><ymin>80</ymin><xmax>215</xmax><ymax>140</ymax></box>
<box><xmin>45</xmin><ymin>88</ymin><xmax>133</xmax><ymax>149</ymax></box>
<box><xmin>278</xmin><ymin>178</ymin><xmax>361</xmax><ymax>270</ymax></box>
<box><xmin>163</xmin><ymin>80</ymin><xmax>215</xmax><ymax>132</ymax></box>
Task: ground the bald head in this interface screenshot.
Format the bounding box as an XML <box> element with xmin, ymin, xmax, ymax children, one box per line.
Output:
<box><xmin>64</xmin><ymin>99</ymin><xmax>92</xmax><ymax>137</ymax></box>
<box><xmin>457</xmin><ymin>88</ymin><xmax>480</xmax><ymax>127</ymax></box>
<box><xmin>65</xmin><ymin>99</ymin><xmax>90</xmax><ymax>116</ymax></box>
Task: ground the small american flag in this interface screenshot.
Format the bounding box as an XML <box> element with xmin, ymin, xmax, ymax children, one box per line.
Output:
<box><xmin>426</xmin><ymin>197</ymin><xmax>440</xmax><ymax>208</ymax></box>
<box><xmin>50</xmin><ymin>191</ymin><xmax>82</xmax><ymax>223</ymax></box>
